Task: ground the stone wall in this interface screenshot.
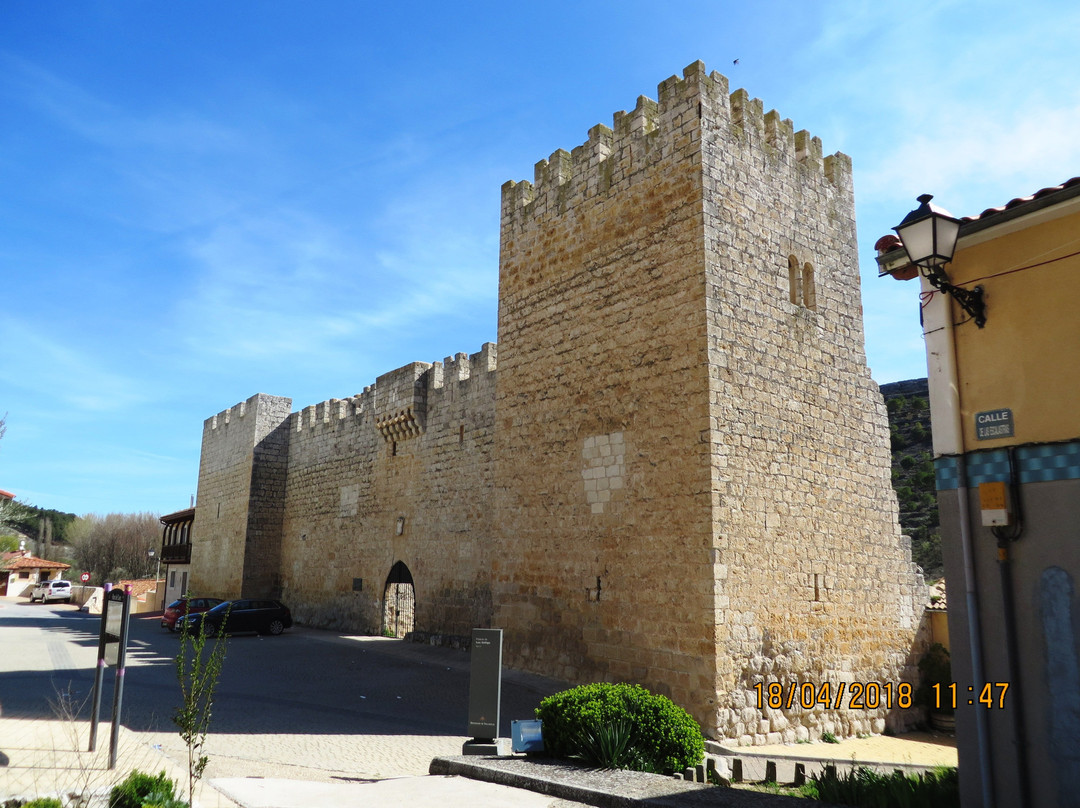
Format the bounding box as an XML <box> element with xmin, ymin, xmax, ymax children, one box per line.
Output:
<box><xmin>493</xmin><ymin>61</ymin><xmax>927</xmax><ymax>740</ymax></box>
<box><xmin>192</xmin><ymin>393</ymin><xmax>292</xmax><ymax>599</ymax></box>
<box><xmin>193</xmin><ymin>347</ymin><xmax>499</xmax><ymax>638</ymax></box>
<box><xmin>695</xmin><ymin>69</ymin><xmax>929</xmax><ymax>743</ymax></box>
<box><xmin>494</xmin><ymin>63</ymin><xmax>718</xmax><ymax>726</ymax></box>
<box><xmin>277</xmin><ymin>345</ymin><xmax>497</xmax><ymax>635</ymax></box>
<box><xmin>191</xmin><ymin>61</ymin><xmax>928</xmax><ymax>745</ymax></box>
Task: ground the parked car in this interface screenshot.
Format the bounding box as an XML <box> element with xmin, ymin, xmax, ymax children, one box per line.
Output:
<box><xmin>177</xmin><ymin>598</ymin><xmax>292</xmax><ymax>637</ymax></box>
<box><xmin>161</xmin><ymin>596</ymin><xmax>226</xmax><ymax>631</ymax></box>
<box><xmin>29</xmin><ymin>579</ymin><xmax>72</xmax><ymax>604</ymax></box>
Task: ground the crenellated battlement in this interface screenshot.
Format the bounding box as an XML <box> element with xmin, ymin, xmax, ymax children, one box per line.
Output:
<box><xmin>276</xmin><ymin>344</ymin><xmax>497</xmax><ymax>443</ymax></box>
<box><xmin>206</xmin><ymin>399</ymin><xmax>248</xmax><ymax>431</ymax></box>
<box><xmin>501</xmin><ymin>60</ymin><xmax>851</xmax><ymax>227</ymax></box>
<box><xmin>429</xmin><ymin>342</ymin><xmax>497</xmax><ymax>391</ymax></box>
<box><xmin>293</xmin><ymin>395</ymin><xmax>369</xmax><ymax>432</ymax></box>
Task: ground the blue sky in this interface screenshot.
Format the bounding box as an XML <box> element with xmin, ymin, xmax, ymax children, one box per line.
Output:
<box><xmin>2</xmin><ymin>1</ymin><xmax>1078</xmax><ymax>516</ymax></box>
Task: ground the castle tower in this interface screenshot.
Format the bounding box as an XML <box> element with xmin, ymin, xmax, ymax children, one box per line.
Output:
<box><xmin>192</xmin><ymin>393</ymin><xmax>292</xmax><ymax>599</ymax></box>
<box><xmin>493</xmin><ymin>61</ymin><xmax>926</xmax><ymax>742</ymax></box>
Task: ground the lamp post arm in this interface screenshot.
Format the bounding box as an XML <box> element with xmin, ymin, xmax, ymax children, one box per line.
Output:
<box><xmin>923</xmin><ymin>268</ymin><xmax>986</xmax><ymax>328</ymax></box>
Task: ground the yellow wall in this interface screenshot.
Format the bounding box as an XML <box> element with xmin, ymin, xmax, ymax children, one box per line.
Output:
<box><xmin>948</xmin><ymin>205</ymin><xmax>1080</xmax><ymax>449</ymax></box>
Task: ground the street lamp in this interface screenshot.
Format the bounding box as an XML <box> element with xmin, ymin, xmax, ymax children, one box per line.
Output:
<box><xmin>893</xmin><ymin>194</ymin><xmax>986</xmax><ymax>327</ymax></box>
<box><xmin>148</xmin><ymin>549</ymin><xmax>162</xmax><ymax>610</ymax></box>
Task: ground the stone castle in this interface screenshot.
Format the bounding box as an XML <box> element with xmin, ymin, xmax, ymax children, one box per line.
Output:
<box><xmin>192</xmin><ymin>61</ymin><xmax>928</xmax><ymax>744</ymax></box>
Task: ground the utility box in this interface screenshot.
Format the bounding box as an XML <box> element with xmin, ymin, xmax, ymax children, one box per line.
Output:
<box><xmin>511</xmin><ymin>719</ymin><xmax>544</xmax><ymax>753</ymax></box>
<box><xmin>979</xmin><ymin>481</ymin><xmax>1011</xmax><ymax>527</ymax></box>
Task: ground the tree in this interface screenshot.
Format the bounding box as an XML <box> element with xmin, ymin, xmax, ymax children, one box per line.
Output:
<box><xmin>68</xmin><ymin>512</ymin><xmax>161</xmax><ymax>583</ymax></box>
<box><xmin>174</xmin><ymin>612</ymin><xmax>229</xmax><ymax>805</ymax></box>
<box><xmin>0</xmin><ymin>498</ymin><xmax>33</xmax><ymax>541</ymax></box>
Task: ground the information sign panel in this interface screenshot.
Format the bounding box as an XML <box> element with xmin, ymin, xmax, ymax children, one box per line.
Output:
<box><xmin>467</xmin><ymin>628</ymin><xmax>503</xmax><ymax>741</ymax></box>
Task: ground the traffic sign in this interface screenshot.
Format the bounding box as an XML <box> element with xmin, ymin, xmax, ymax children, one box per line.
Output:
<box><xmin>80</xmin><ymin>572</ymin><xmax>90</xmax><ymax>583</ymax></box>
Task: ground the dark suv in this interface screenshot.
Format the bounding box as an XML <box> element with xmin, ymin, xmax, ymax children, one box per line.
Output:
<box><xmin>177</xmin><ymin>599</ymin><xmax>292</xmax><ymax>636</ymax></box>
<box><xmin>162</xmin><ymin>597</ymin><xmax>225</xmax><ymax>631</ymax></box>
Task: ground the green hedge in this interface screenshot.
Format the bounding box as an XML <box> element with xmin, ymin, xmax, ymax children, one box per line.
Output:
<box><xmin>535</xmin><ymin>682</ymin><xmax>704</xmax><ymax>774</ymax></box>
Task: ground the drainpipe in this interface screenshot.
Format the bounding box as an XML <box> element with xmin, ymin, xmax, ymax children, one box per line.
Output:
<box><xmin>993</xmin><ymin>447</ymin><xmax>1030</xmax><ymax>808</ymax></box>
<box><xmin>923</xmin><ymin>283</ymin><xmax>995</xmax><ymax>808</ymax></box>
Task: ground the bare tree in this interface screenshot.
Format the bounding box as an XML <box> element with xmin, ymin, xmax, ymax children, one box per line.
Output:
<box><xmin>69</xmin><ymin>512</ymin><xmax>161</xmax><ymax>583</ymax></box>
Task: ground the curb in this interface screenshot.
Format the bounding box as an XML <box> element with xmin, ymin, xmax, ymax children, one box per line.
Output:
<box><xmin>429</xmin><ymin>756</ymin><xmax>814</xmax><ymax>807</ymax></box>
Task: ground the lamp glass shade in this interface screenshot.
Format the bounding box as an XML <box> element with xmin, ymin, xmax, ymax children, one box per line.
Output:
<box><xmin>894</xmin><ymin>195</ymin><xmax>961</xmax><ymax>269</ymax></box>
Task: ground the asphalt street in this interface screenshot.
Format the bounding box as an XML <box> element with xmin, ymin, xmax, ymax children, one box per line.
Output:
<box><xmin>0</xmin><ymin>598</ymin><xmax>567</xmax><ymax>778</ymax></box>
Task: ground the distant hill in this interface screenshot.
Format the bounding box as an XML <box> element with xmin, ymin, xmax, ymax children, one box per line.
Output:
<box><xmin>0</xmin><ymin>503</ymin><xmax>78</xmax><ymax>559</ymax></box>
<box><xmin>880</xmin><ymin>378</ymin><xmax>941</xmax><ymax>580</ymax></box>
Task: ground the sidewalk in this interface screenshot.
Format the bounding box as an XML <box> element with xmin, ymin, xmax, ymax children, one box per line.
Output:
<box><xmin>0</xmin><ymin>716</ymin><xmax>238</xmax><ymax>808</ymax></box>
<box><xmin>0</xmin><ymin>716</ymin><xmax>582</xmax><ymax>808</ymax></box>
<box><xmin>0</xmin><ymin>714</ymin><xmax>956</xmax><ymax>808</ymax></box>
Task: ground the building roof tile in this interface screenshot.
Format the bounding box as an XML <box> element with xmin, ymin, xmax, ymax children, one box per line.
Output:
<box><xmin>0</xmin><ymin>553</ymin><xmax>71</xmax><ymax>571</ymax></box>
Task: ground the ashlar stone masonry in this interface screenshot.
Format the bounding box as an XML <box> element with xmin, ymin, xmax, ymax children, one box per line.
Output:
<box><xmin>191</xmin><ymin>61</ymin><xmax>928</xmax><ymax>744</ymax></box>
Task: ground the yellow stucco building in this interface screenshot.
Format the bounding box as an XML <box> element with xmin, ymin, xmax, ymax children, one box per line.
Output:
<box><xmin>879</xmin><ymin>177</ymin><xmax>1080</xmax><ymax>808</ymax></box>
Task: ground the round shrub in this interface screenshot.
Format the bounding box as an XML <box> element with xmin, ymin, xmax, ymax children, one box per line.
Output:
<box><xmin>535</xmin><ymin>682</ymin><xmax>704</xmax><ymax>774</ymax></box>
<box><xmin>108</xmin><ymin>770</ymin><xmax>178</xmax><ymax>808</ymax></box>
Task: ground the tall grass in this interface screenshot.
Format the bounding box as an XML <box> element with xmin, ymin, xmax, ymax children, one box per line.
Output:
<box><xmin>802</xmin><ymin>765</ymin><xmax>958</xmax><ymax>808</ymax></box>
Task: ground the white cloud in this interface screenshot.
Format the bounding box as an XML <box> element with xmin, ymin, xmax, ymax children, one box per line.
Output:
<box><xmin>0</xmin><ymin>319</ymin><xmax>152</xmax><ymax>413</ymax></box>
<box><xmin>860</xmin><ymin>103</ymin><xmax>1080</xmax><ymax>206</ymax></box>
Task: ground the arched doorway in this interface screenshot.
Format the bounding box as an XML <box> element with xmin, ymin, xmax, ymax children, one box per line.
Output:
<box><xmin>382</xmin><ymin>561</ymin><xmax>415</xmax><ymax>638</ymax></box>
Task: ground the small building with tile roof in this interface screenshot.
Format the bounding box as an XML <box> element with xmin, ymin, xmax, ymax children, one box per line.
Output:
<box><xmin>0</xmin><ymin>550</ymin><xmax>71</xmax><ymax>597</ymax></box>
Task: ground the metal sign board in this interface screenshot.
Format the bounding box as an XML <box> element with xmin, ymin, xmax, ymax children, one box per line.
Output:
<box><xmin>467</xmin><ymin>628</ymin><xmax>503</xmax><ymax>741</ymax></box>
<box><xmin>90</xmin><ymin>585</ymin><xmax>132</xmax><ymax>768</ymax></box>
<box><xmin>103</xmin><ymin>588</ymin><xmax>126</xmax><ymax>666</ymax></box>
<box><xmin>975</xmin><ymin>408</ymin><xmax>1014</xmax><ymax>440</ymax></box>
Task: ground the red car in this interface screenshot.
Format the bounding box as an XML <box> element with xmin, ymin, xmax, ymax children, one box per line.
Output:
<box><xmin>162</xmin><ymin>597</ymin><xmax>225</xmax><ymax>631</ymax></box>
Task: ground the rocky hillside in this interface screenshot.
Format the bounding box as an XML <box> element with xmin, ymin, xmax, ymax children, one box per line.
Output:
<box><xmin>880</xmin><ymin>378</ymin><xmax>941</xmax><ymax>580</ymax></box>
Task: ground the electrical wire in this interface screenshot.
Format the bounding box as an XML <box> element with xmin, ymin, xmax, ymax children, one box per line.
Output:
<box><xmin>952</xmin><ymin>246</ymin><xmax>1080</xmax><ymax>288</ymax></box>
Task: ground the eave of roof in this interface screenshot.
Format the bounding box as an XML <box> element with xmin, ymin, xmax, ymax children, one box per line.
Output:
<box><xmin>1</xmin><ymin>555</ymin><xmax>72</xmax><ymax>571</ymax></box>
<box><xmin>160</xmin><ymin>507</ymin><xmax>195</xmax><ymax>525</ymax></box>
<box><xmin>877</xmin><ymin>176</ymin><xmax>1080</xmax><ymax>276</ymax></box>
<box><xmin>958</xmin><ymin>176</ymin><xmax>1080</xmax><ymax>236</ymax></box>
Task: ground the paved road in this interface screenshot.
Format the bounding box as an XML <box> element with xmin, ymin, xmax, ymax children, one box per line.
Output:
<box><xmin>0</xmin><ymin>597</ymin><xmax>567</xmax><ymax>783</ymax></box>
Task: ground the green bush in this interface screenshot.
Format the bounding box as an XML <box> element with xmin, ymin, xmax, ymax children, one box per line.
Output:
<box><xmin>23</xmin><ymin>799</ymin><xmax>64</xmax><ymax>808</ymax></box>
<box><xmin>535</xmin><ymin>682</ymin><xmax>704</xmax><ymax>774</ymax></box>
<box><xmin>109</xmin><ymin>770</ymin><xmax>181</xmax><ymax>808</ymax></box>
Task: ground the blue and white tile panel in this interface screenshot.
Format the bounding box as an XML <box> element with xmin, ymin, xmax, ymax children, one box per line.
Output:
<box><xmin>935</xmin><ymin>441</ymin><xmax>1080</xmax><ymax>490</ymax></box>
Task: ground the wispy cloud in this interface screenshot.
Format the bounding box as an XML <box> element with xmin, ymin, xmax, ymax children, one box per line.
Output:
<box><xmin>1</xmin><ymin>52</ymin><xmax>244</xmax><ymax>156</ymax></box>
<box><xmin>0</xmin><ymin>319</ymin><xmax>153</xmax><ymax>413</ymax></box>
<box><xmin>174</xmin><ymin>195</ymin><xmax>498</xmax><ymax>365</ymax></box>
